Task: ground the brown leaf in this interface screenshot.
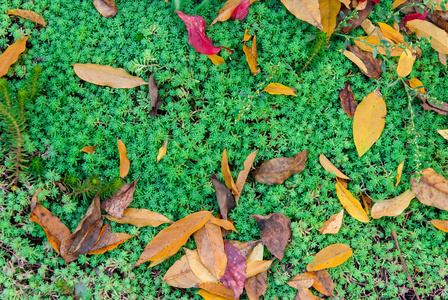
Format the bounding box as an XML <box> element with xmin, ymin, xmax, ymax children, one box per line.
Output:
<box><xmin>93</xmin><ymin>0</ymin><xmax>118</xmax><ymax>18</ymax></box>
<box><xmin>287</xmin><ymin>273</ymin><xmax>315</xmax><ymax>289</ymax></box>
<box><xmin>80</xmin><ymin>145</ymin><xmax>97</xmax><ymax>154</ymax></box>
<box><xmin>235</xmin><ymin>150</ymin><xmax>258</xmax><ymax>203</ymax></box>
<box><xmin>157</xmin><ymin>140</ymin><xmax>168</xmax><ymax>163</ymax></box>
<box><xmin>361</xmin><ymin>193</ymin><xmax>372</xmax><ymax>214</ymax></box>
<box><xmin>194</xmin><ymin>222</ymin><xmax>227</xmax><ymax>279</ymax></box>
<box><xmin>250</xmin><ymin>213</ymin><xmax>291</xmax><ymax>260</ymax></box>
<box><xmin>252</xmin><ymin>150</ymin><xmax>308</xmax><ymax>185</ymax></box>
<box><xmin>228</xmin><ymin>240</ymin><xmax>261</xmax><ymax>259</ymax></box>
<box><xmin>185</xmin><ymin>248</ymin><xmax>219</xmax><ymax>283</ymax></box>
<box><xmin>0</xmin><ymin>36</ymin><xmax>29</xmax><ymax>78</ymax></box>
<box><xmin>148</xmin><ymin>70</ymin><xmax>162</xmax><ymax>116</ymax></box>
<box><xmin>294</xmin><ymin>287</ymin><xmax>324</xmax><ymax>299</ymax></box>
<box><xmin>221</xmin><ymin>241</ymin><xmax>246</xmax><ymax>299</ymax></box>
<box><xmin>243</xmin><ymin>35</ymin><xmax>260</xmax><ymax>75</ymax></box>
<box><xmin>338</xmin><ymin>0</ymin><xmax>375</xmax><ymax>33</ymax></box>
<box><xmin>245</xmin><ymin>272</ymin><xmax>267</xmax><ymax>300</ymax></box>
<box><xmin>101</xmin><ymin>178</ymin><xmax>138</xmax><ymax>219</ymax></box>
<box><xmin>106</xmin><ymin>207</ymin><xmax>173</xmax><ymax>227</ymax></box>
<box><xmin>222</xmin><ymin>148</ymin><xmax>238</xmax><ymax>194</ymax></box>
<box><xmin>417</xmin><ymin>94</ymin><xmax>448</xmax><ymax>115</ymax></box>
<box><xmin>306</xmin><ymin>243</ymin><xmax>352</xmax><ymax>271</ymax></box>
<box><xmin>319</xmin><ymin>154</ymin><xmax>350</xmax><ymax>180</ymax></box>
<box><xmin>339</xmin><ymin>82</ymin><xmax>357</xmax><ymax>118</ymax></box>
<box><xmin>87</xmin><ymin>223</ymin><xmax>133</xmax><ymax>255</ymax></box>
<box><xmin>305</xmin><ymin>269</ymin><xmax>334</xmax><ymax>296</ymax></box>
<box><xmin>342</xmin><ymin>45</ymin><xmax>383</xmax><ymax>79</ymax></box>
<box><xmin>117</xmin><ymin>139</ymin><xmax>130</xmax><ymax>178</ymax></box>
<box><xmin>163</xmin><ymin>254</ymin><xmax>201</xmax><ymax>288</ymax></box>
<box><xmin>196</xmin><ymin>282</ymin><xmax>235</xmax><ymax>300</ymax></box>
<box><xmin>211</xmin><ymin>174</ymin><xmax>235</xmax><ymax>220</ymax></box>
<box><xmin>73</xmin><ymin>64</ymin><xmax>147</xmax><ymax>88</ymax></box>
<box><xmin>132</xmin><ymin>211</ymin><xmax>212</xmax><ymax>267</ymax></box>
<box><xmin>7</xmin><ymin>9</ymin><xmax>46</xmax><ymax>26</ymax></box>
<box><xmin>318</xmin><ymin>209</ymin><xmax>344</xmax><ymax>234</ymax></box>
<box><xmin>411</xmin><ymin>168</ymin><xmax>448</xmax><ymax>211</ymax></box>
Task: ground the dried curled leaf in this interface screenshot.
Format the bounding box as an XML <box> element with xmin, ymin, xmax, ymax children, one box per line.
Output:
<box><xmin>263</xmin><ymin>83</ymin><xmax>297</xmax><ymax>96</ymax></box>
<box><xmin>157</xmin><ymin>140</ymin><xmax>168</xmax><ymax>163</ymax></box>
<box><xmin>117</xmin><ymin>139</ymin><xmax>130</xmax><ymax>179</ymax></box>
<box><xmin>73</xmin><ymin>64</ymin><xmax>147</xmax><ymax>88</ymax></box>
<box><xmin>306</xmin><ymin>243</ymin><xmax>353</xmax><ymax>271</ymax></box>
<box><xmin>318</xmin><ymin>209</ymin><xmax>344</xmax><ymax>234</ymax></box>
<box><xmin>338</xmin><ymin>0</ymin><xmax>375</xmax><ymax>33</ymax></box>
<box><xmin>222</xmin><ymin>149</ymin><xmax>238</xmax><ymax>194</ymax></box>
<box><xmin>7</xmin><ymin>9</ymin><xmax>46</xmax><ymax>26</ymax></box>
<box><xmin>93</xmin><ymin>0</ymin><xmax>118</xmax><ymax>18</ymax></box>
<box><xmin>101</xmin><ymin>178</ymin><xmax>138</xmax><ymax>219</ymax></box>
<box><xmin>148</xmin><ymin>71</ymin><xmax>162</xmax><ymax>116</ymax></box>
<box><xmin>371</xmin><ymin>190</ymin><xmax>415</xmax><ymax>219</ymax></box>
<box><xmin>411</xmin><ymin>168</ymin><xmax>448</xmax><ymax>211</ymax></box>
<box><xmin>339</xmin><ymin>82</ymin><xmax>357</xmax><ymax>118</ymax></box>
<box><xmin>106</xmin><ymin>208</ymin><xmax>173</xmax><ymax>227</ymax></box>
<box><xmin>211</xmin><ymin>175</ymin><xmax>235</xmax><ymax>220</ymax></box>
<box><xmin>87</xmin><ymin>224</ymin><xmax>133</xmax><ymax>255</ymax></box>
<box><xmin>336</xmin><ymin>178</ymin><xmax>369</xmax><ymax>223</ymax></box>
<box><xmin>243</xmin><ymin>35</ymin><xmax>259</xmax><ymax>75</ymax></box>
<box><xmin>319</xmin><ymin>154</ymin><xmax>350</xmax><ymax>180</ymax></box>
<box><xmin>0</xmin><ymin>36</ymin><xmax>29</xmax><ymax>78</ymax></box>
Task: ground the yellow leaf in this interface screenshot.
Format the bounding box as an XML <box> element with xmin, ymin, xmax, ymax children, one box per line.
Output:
<box><xmin>243</xmin><ymin>29</ymin><xmax>252</xmax><ymax>42</ymax></box>
<box><xmin>437</xmin><ymin>129</ymin><xmax>448</xmax><ymax>140</ymax></box>
<box><xmin>407</xmin><ymin>20</ymin><xmax>448</xmax><ymax>54</ymax></box>
<box><xmin>157</xmin><ymin>140</ymin><xmax>168</xmax><ymax>163</ymax></box>
<box><xmin>409</xmin><ymin>78</ymin><xmax>425</xmax><ymax>93</ymax></box>
<box><xmin>196</xmin><ymin>283</ymin><xmax>234</xmax><ymax>300</ymax></box>
<box><xmin>319</xmin><ymin>154</ymin><xmax>350</xmax><ymax>180</ymax></box>
<box><xmin>319</xmin><ymin>0</ymin><xmax>340</xmax><ymax>37</ymax></box>
<box><xmin>353</xmin><ymin>88</ymin><xmax>386</xmax><ymax>157</ymax></box>
<box><xmin>117</xmin><ymin>139</ymin><xmax>130</xmax><ymax>179</ymax></box>
<box><xmin>377</xmin><ymin>22</ymin><xmax>405</xmax><ymax>44</ymax></box>
<box><xmin>395</xmin><ymin>160</ymin><xmax>405</xmax><ymax>186</ymax></box>
<box><xmin>246</xmin><ymin>260</ymin><xmax>273</xmax><ymax>278</ymax></box>
<box><xmin>335</xmin><ymin>178</ymin><xmax>369</xmax><ymax>223</ymax></box>
<box><xmin>198</xmin><ymin>289</ymin><xmax>233</xmax><ymax>300</ymax></box>
<box><xmin>210</xmin><ymin>0</ymin><xmax>259</xmax><ymax>27</ymax></box>
<box><xmin>209</xmin><ymin>217</ymin><xmax>238</xmax><ymax>232</ymax></box>
<box><xmin>397</xmin><ymin>48</ymin><xmax>416</xmax><ymax>78</ymax></box>
<box><xmin>318</xmin><ymin>209</ymin><xmax>344</xmax><ymax>234</ymax></box>
<box><xmin>263</xmin><ymin>83</ymin><xmax>297</xmax><ymax>96</ymax></box>
<box><xmin>371</xmin><ymin>190</ymin><xmax>415</xmax><ymax>219</ymax></box>
<box><xmin>235</xmin><ymin>150</ymin><xmax>258</xmax><ymax>203</ymax></box>
<box><xmin>337</xmin><ymin>0</ymin><xmax>350</xmax><ymax>8</ymax></box>
<box><xmin>185</xmin><ymin>248</ymin><xmax>219</xmax><ymax>283</ymax></box>
<box><xmin>80</xmin><ymin>145</ymin><xmax>97</xmax><ymax>154</ymax></box>
<box><xmin>246</xmin><ymin>242</ymin><xmax>264</xmax><ymax>264</ymax></box>
<box><xmin>132</xmin><ymin>211</ymin><xmax>212</xmax><ymax>267</ymax></box>
<box><xmin>353</xmin><ymin>36</ymin><xmax>403</xmax><ymax>57</ymax></box>
<box><xmin>429</xmin><ymin>220</ymin><xmax>448</xmax><ymax>232</ymax></box>
<box><xmin>243</xmin><ymin>35</ymin><xmax>260</xmax><ymax>75</ymax></box>
<box><xmin>341</xmin><ymin>49</ymin><xmax>368</xmax><ymax>74</ymax></box>
<box><xmin>391</xmin><ymin>0</ymin><xmax>407</xmax><ymax>9</ymax></box>
<box><xmin>207</xmin><ymin>55</ymin><xmax>225</xmax><ymax>66</ymax></box>
<box><xmin>7</xmin><ymin>9</ymin><xmax>46</xmax><ymax>26</ymax></box>
<box><xmin>163</xmin><ymin>254</ymin><xmax>202</xmax><ymax>288</ymax></box>
<box><xmin>294</xmin><ymin>287</ymin><xmax>325</xmax><ymax>300</ymax></box>
<box><xmin>106</xmin><ymin>208</ymin><xmax>173</xmax><ymax>227</ymax></box>
<box><xmin>360</xmin><ymin>19</ymin><xmax>394</xmax><ymax>44</ymax></box>
<box><xmin>221</xmin><ymin>148</ymin><xmax>238</xmax><ymax>195</ymax></box>
<box><xmin>306</xmin><ymin>243</ymin><xmax>353</xmax><ymax>271</ymax></box>
<box><xmin>0</xmin><ymin>36</ymin><xmax>29</xmax><ymax>78</ymax></box>
<box><xmin>439</xmin><ymin>52</ymin><xmax>447</xmax><ymax>66</ymax></box>
<box><xmin>280</xmin><ymin>0</ymin><xmax>323</xmax><ymax>30</ymax></box>
<box><xmin>149</xmin><ymin>255</ymin><xmax>171</xmax><ymax>268</ymax></box>
<box><xmin>73</xmin><ymin>64</ymin><xmax>147</xmax><ymax>88</ymax></box>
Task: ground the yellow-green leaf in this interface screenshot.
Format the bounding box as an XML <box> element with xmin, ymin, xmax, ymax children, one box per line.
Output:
<box><xmin>407</xmin><ymin>20</ymin><xmax>448</xmax><ymax>54</ymax></box>
<box><xmin>395</xmin><ymin>160</ymin><xmax>404</xmax><ymax>186</ymax></box>
<box><xmin>74</xmin><ymin>63</ymin><xmax>147</xmax><ymax>88</ymax></box>
<box><xmin>318</xmin><ymin>0</ymin><xmax>340</xmax><ymax>37</ymax></box>
<box><xmin>207</xmin><ymin>55</ymin><xmax>225</xmax><ymax>66</ymax></box>
<box><xmin>335</xmin><ymin>178</ymin><xmax>369</xmax><ymax>223</ymax></box>
<box><xmin>319</xmin><ymin>154</ymin><xmax>350</xmax><ymax>180</ymax></box>
<box><xmin>263</xmin><ymin>83</ymin><xmax>297</xmax><ymax>96</ymax></box>
<box><xmin>397</xmin><ymin>48</ymin><xmax>416</xmax><ymax>78</ymax></box>
<box><xmin>371</xmin><ymin>190</ymin><xmax>415</xmax><ymax>219</ymax></box>
<box><xmin>7</xmin><ymin>9</ymin><xmax>46</xmax><ymax>26</ymax></box>
<box><xmin>306</xmin><ymin>243</ymin><xmax>353</xmax><ymax>271</ymax></box>
<box><xmin>353</xmin><ymin>88</ymin><xmax>386</xmax><ymax>157</ymax></box>
<box><xmin>157</xmin><ymin>140</ymin><xmax>168</xmax><ymax>163</ymax></box>
<box><xmin>0</xmin><ymin>36</ymin><xmax>29</xmax><ymax>78</ymax></box>
<box><xmin>117</xmin><ymin>139</ymin><xmax>130</xmax><ymax>179</ymax></box>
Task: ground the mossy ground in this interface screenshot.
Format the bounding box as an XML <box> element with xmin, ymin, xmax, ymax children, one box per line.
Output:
<box><xmin>1</xmin><ymin>0</ymin><xmax>448</xmax><ymax>299</ymax></box>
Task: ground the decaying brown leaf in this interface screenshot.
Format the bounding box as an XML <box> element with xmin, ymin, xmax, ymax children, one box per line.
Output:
<box><xmin>319</xmin><ymin>154</ymin><xmax>350</xmax><ymax>180</ymax></box>
<box><xmin>101</xmin><ymin>178</ymin><xmax>138</xmax><ymax>219</ymax></box>
<box><xmin>338</xmin><ymin>0</ymin><xmax>375</xmax><ymax>33</ymax></box>
<box><xmin>117</xmin><ymin>139</ymin><xmax>130</xmax><ymax>179</ymax></box>
<box><xmin>163</xmin><ymin>254</ymin><xmax>202</xmax><ymax>288</ymax></box>
<box><xmin>250</xmin><ymin>213</ymin><xmax>291</xmax><ymax>260</ymax></box>
<box><xmin>306</xmin><ymin>243</ymin><xmax>352</xmax><ymax>271</ymax></box>
<box><xmin>287</xmin><ymin>273</ymin><xmax>315</xmax><ymax>289</ymax></box>
<box><xmin>235</xmin><ymin>150</ymin><xmax>258</xmax><ymax>203</ymax></box>
<box><xmin>132</xmin><ymin>211</ymin><xmax>212</xmax><ymax>267</ymax></box>
<box><xmin>339</xmin><ymin>82</ymin><xmax>357</xmax><ymax>118</ymax></box>
<box><xmin>185</xmin><ymin>248</ymin><xmax>219</xmax><ymax>283</ymax></box>
<box><xmin>429</xmin><ymin>220</ymin><xmax>448</xmax><ymax>232</ymax></box>
<box><xmin>243</xmin><ymin>35</ymin><xmax>260</xmax><ymax>75</ymax></box>
<box><xmin>93</xmin><ymin>0</ymin><xmax>118</xmax><ymax>18</ymax></box>
<box><xmin>73</xmin><ymin>64</ymin><xmax>147</xmax><ymax>88</ymax></box>
<box><xmin>396</xmin><ymin>160</ymin><xmax>405</xmax><ymax>186</ymax></box>
<box><xmin>211</xmin><ymin>174</ymin><xmax>235</xmax><ymax>220</ymax></box>
<box><xmin>222</xmin><ymin>149</ymin><xmax>238</xmax><ymax>194</ymax></box>
<box><xmin>106</xmin><ymin>208</ymin><xmax>173</xmax><ymax>227</ymax></box>
<box><xmin>280</xmin><ymin>0</ymin><xmax>323</xmax><ymax>30</ymax></box>
<box><xmin>411</xmin><ymin>168</ymin><xmax>448</xmax><ymax>211</ymax></box>
<box><xmin>245</xmin><ymin>272</ymin><xmax>267</xmax><ymax>300</ymax></box>
<box><xmin>0</xmin><ymin>36</ymin><xmax>29</xmax><ymax>78</ymax></box>
<box><xmin>361</xmin><ymin>193</ymin><xmax>372</xmax><ymax>214</ymax></box>
<box><xmin>196</xmin><ymin>282</ymin><xmax>234</xmax><ymax>299</ymax></box>
<box><xmin>342</xmin><ymin>45</ymin><xmax>383</xmax><ymax>79</ymax></box>
<box><xmin>318</xmin><ymin>209</ymin><xmax>344</xmax><ymax>234</ymax></box>
<box><xmin>148</xmin><ymin>70</ymin><xmax>162</xmax><ymax>116</ymax></box>
<box><xmin>157</xmin><ymin>140</ymin><xmax>168</xmax><ymax>163</ymax></box>
<box><xmin>7</xmin><ymin>9</ymin><xmax>46</xmax><ymax>26</ymax></box>
<box><xmin>81</xmin><ymin>145</ymin><xmax>97</xmax><ymax>154</ymax></box>
<box><xmin>228</xmin><ymin>240</ymin><xmax>261</xmax><ymax>259</ymax></box>
<box><xmin>305</xmin><ymin>269</ymin><xmax>334</xmax><ymax>296</ymax></box>
<box><xmin>252</xmin><ymin>150</ymin><xmax>308</xmax><ymax>185</ymax></box>
<box><xmin>87</xmin><ymin>223</ymin><xmax>133</xmax><ymax>255</ymax></box>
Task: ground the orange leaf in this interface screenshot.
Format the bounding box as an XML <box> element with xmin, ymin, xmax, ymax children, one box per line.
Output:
<box><xmin>408</xmin><ymin>78</ymin><xmax>425</xmax><ymax>93</ymax></box>
<box><xmin>306</xmin><ymin>243</ymin><xmax>352</xmax><ymax>271</ymax></box>
<box><xmin>377</xmin><ymin>22</ymin><xmax>405</xmax><ymax>44</ymax></box>
<box><xmin>243</xmin><ymin>35</ymin><xmax>259</xmax><ymax>75</ymax></box>
<box><xmin>395</xmin><ymin>160</ymin><xmax>405</xmax><ymax>186</ymax></box>
<box><xmin>245</xmin><ymin>260</ymin><xmax>273</xmax><ymax>278</ymax></box>
<box><xmin>429</xmin><ymin>220</ymin><xmax>448</xmax><ymax>232</ymax></box>
<box><xmin>117</xmin><ymin>139</ymin><xmax>130</xmax><ymax>179</ymax></box>
<box><xmin>87</xmin><ymin>224</ymin><xmax>133</xmax><ymax>255</ymax></box>
<box><xmin>163</xmin><ymin>254</ymin><xmax>201</xmax><ymax>288</ymax></box>
<box><xmin>210</xmin><ymin>0</ymin><xmax>259</xmax><ymax>27</ymax></box>
<box><xmin>106</xmin><ymin>208</ymin><xmax>173</xmax><ymax>227</ymax></box>
<box><xmin>305</xmin><ymin>269</ymin><xmax>334</xmax><ymax>296</ymax></box>
<box><xmin>196</xmin><ymin>282</ymin><xmax>234</xmax><ymax>299</ymax></box>
<box><xmin>7</xmin><ymin>9</ymin><xmax>46</xmax><ymax>26</ymax></box>
<box><xmin>209</xmin><ymin>217</ymin><xmax>238</xmax><ymax>232</ymax></box>
<box><xmin>0</xmin><ymin>36</ymin><xmax>29</xmax><ymax>78</ymax></box>
<box><xmin>222</xmin><ymin>148</ymin><xmax>238</xmax><ymax>194</ymax></box>
<box><xmin>207</xmin><ymin>55</ymin><xmax>225</xmax><ymax>66</ymax></box>
<box><xmin>263</xmin><ymin>83</ymin><xmax>297</xmax><ymax>96</ymax></box>
<box><xmin>198</xmin><ymin>289</ymin><xmax>232</xmax><ymax>300</ymax></box>
<box><xmin>157</xmin><ymin>140</ymin><xmax>168</xmax><ymax>163</ymax></box>
<box><xmin>235</xmin><ymin>149</ymin><xmax>258</xmax><ymax>203</ymax></box>
<box><xmin>80</xmin><ymin>145</ymin><xmax>97</xmax><ymax>154</ymax></box>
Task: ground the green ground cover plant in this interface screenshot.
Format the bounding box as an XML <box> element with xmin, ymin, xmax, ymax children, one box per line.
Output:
<box><xmin>1</xmin><ymin>0</ymin><xmax>448</xmax><ymax>298</ymax></box>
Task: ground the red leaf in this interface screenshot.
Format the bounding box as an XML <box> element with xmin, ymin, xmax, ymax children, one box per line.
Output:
<box><xmin>402</xmin><ymin>9</ymin><xmax>427</xmax><ymax>24</ymax></box>
<box><xmin>232</xmin><ymin>0</ymin><xmax>250</xmax><ymax>20</ymax></box>
<box><xmin>175</xmin><ymin>11</ymin><xmax>232</xmax><ymax>55</ymax></box>
<box><xmin>222</xmin><ymin>241</ymin><xmax>246</xmax><ymax>299</ymax></box>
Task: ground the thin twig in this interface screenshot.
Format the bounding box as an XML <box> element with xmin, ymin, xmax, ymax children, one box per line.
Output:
<box><xmin>391</xmin><ymin>230</ymin><xmax>421</xmax><ymax>300</ymax></box>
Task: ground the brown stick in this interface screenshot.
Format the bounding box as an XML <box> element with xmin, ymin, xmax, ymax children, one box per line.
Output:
<box><xmin>391</xmin><ymin>230</ymin><xmax>421</xmax><ymax>300</ymax></box>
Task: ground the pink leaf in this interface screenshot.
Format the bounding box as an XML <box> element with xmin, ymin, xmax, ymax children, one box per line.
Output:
<box><xmin>402</xmin><ymin>9</ymin><xmax>427</xmax><ymax>23</ymax></box>
<box><xmin>221</xmin><ymin>241</ymin><xmax>246</xmax><ymax>299</ymax></box>
<box><xmin>175</xmin><ymin>11</ymin><xmax>232</xmax><ymax>55</ymax></box>
<box><xmin>231</xmin><ymin>0</ymin><xmax>250</xmax><ymax>21</ymax></box>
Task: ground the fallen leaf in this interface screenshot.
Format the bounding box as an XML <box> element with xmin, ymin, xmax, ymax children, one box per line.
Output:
<box><xmin>339</xmin><ymin>82</ymin><xmax>357</xmax><ymax>118</ymax></box>
<box><xmin>93</xmin><ymin>0</ymin><xmax>118</xmax><ymax>18</ymax></box>
<box><xmin>80</xmin><ymin>145</ymin><xmax>97</xmax><ymax>154</ymax></box>
<box><xmin>429</xmin><ymin>220</ymin><xmax>448</xmax><ymax>232</ymax></box>
<box><xmin>353</xmin><ymin>35</ymin><xmax>403</xmax><ymax>57</ymax></box>
<box><xmin>185</xmin><ymin>248</ymin><xmax>219</xmax><ymax>283</ymax></box>
<box><xmin>194</xmin><ymin>222</ymin><xmax>227</xmax><ymax>279</ymax></box>
<box><xmin>287</xmin><ymin>273</ymin><xmax>315</xmax><ymax>289</ymax></box>
<box><xmin>396</xmin><ymin>160</ymin><xmax>405</xmax><ymax>186</ymax></box>
<box><xmin>371</xmin><ymin>190</ymin><xmax>415</xmax><ymax>219</ymax></box>
<box><xmin>250</xmin><ymin>213</ymin><xmax>291</xmax><ymax>260</ymax></box>
<box><xmin>163</xmin><ymin>254</ymin><xmax>202</xmax><ymax>288</ymax></box>
<box><xmin>252</xmin><ymin>151</ymin><xmax>308</xmax><ymax>185</ymax></box>
<box><xmin>439</xmin><ymin>52</ymin><xmax>447</xmax><ymax>66</ymax></box>
<box><xmin>73</xmin><ymin>64</ymin><xmax>147</xmax><ymax>88</ymax></box>
<box><xmin>437</xmin><ymin>129</ymin><xmax>448</xmax><ymax>140</ymax></box>
<box><xmin>361</xmin><ymin>193</ymin><xmax>372</xmax><ymax>214</ymax></box>
<box><xmin>336</xmin><ymin>178</ymin><xmax>369</xmax><ymax>223</ymax></box>
<box><xmin>402</xmin><ymin>9</ymin><xmax>428</xmax><ymax>24</ymax></box>
<box><xmin>319</xmin><ymin>154</ymin><xmax>350</xmax><ymax>180</ymax></box>
<box><xmin>353</xmin><ymin>88</ymin><xmax>386</xmax><ymax>157</ymax></box>
<box><xmin>197</xmin><ymin>282</ymin><xmax>234</xmax><ymax>299</ymax></box>
<box><xmin>0</xmin><ymin>36</ymin><xmax>29</xmax><ymax>78</ymax></box>
<box><xmin>117</xmin><ymin>139</ymin><xmax>130</xmax><ymax>179</ymax></box>
<box><xmin>176</xmin><ymin>11</ymin><xmax>232</xmax><ymax>55</ymax></box>
<box><xmin>339</xmin><ymin>0</ymin><xmax>375</xmax><ymax>33</ymax></box>
<box><xmin>245</xmin><ymin>272</ymin><xmax>267</xmax><ymax>300</ymax></box>
<box><xmin>243</xmin><ymin>29</ymin><xmax>252</xmax><ymax>42</ymax></box>
<box><xmin>87</xmin><ymin>223</ymin><xmax>133</xmax><ymax>254</ymax></box>
<box><xmin>232</xmin><ymin>0</ymin><xmax>251</xmax><ymax>20</ymax></box>
<box><xmin>377</xmin><ymin>22</ymin><xmax>405</xmax><ymax>44</ymax></box>
<box><xmin>243</xmin><ymin>35</ymin><xmax>260</xmax><ymax>75</ymax></box>
<box><xmin>209</xmin><ymin>217</ymin><xmax>238</xmax><ymax>232</ymax></box>
<box><xmin>221</xmin><ymin>241</ymin><xmax>246</xmax><ymax>299</ymax></box>
<box><xmin>408</xmin><ymin>78</ymin><xmax>425</xmax><ymax>93</ymax></box>
<box><xmin>263</xmin><ymin>83</ymin><xmax>297</xmax><ymax>97</ymax></box>
<box><xmin>391</xmin><ymin>0</ymin><xmax>407</xmax><ymax>9</ymax></box>
<box><xmin>148</xmin><ymin>70</ymin><xmax>162</xmax><ymax>116</ymax></box>
<box><xmin>306</xmin><ymin>243</ymin><xmax>353</xmax><ymax>271</ymax></box>
<box><xmin>420</xmin><ymin>96</ymin><xmax>448</xmax><ymax>115</ymax></box>
<box><xmin>318</xmin><ymin>209</ymin><xmax>344</xmax><ymax>234</ymax></box>
<box><xmin>208</xmin><ymin>55</ymin><xmax>225</xmax><ymax>66</ymax></box>
<box><xmin>7</xmin><ymin>9</ymin><xmax>46</xmax><ymax>26</ymax></box>
<box><xmin>228</xmin><ymin>240</ymin><xmax>260</xmax><ymax>259</ymax></box>
<box><xmin>319</xmin><ymin>0</ymin><xmax>341</xmax><ymax>37</ymax></box>
<box><xmin>305</xmin><ymin>269</ymin><xmax>334</xmax><ymax>296</ymax></box>
<box><xmin>198</xmin><ymin>289</ymin><xmax>233</xmax><ymax>300</ymax></box>
<box><xmin>106</xmin><ymin>208</ymin><xmax>173</xmax><ymax>227</ymax></box>
<box><xmin>407</xmin><ymin>19</ymin><xmax>448</xmax><ymax>54</ymax></box>
<box><xmin>294</xmin><ymin>287</ymin><xmax>324</xmax><ymax>300</ymax></box>
<box><xmin>101</xmin><ymin>178</ymin><xmax>138</xmax><ymax>219</ymax></box>
<box><xmin>157</xmin><ymin>140</ymin><xmax>168</xmax><ymax>163</ymax></box>
<box><xmin>211</xmin><ymin>174</ymin><xmax>235</xmax><ymax>220</ymax></box>
<box><xmin>396</xmin><ymin>48</ymin><xmax>416</xmax><ymax>77</ymax></box>
<box><xmin>342</xmin><ymin>45</ymin><xmax>383</xmax><ymax>79</ymax></box>
<box><xmin>411</xmin><ymin>168</ymin><xmax>448</xmax><ymax>211</ymax></box>
<box><xmin>235</xmin><ymin>150</ymin><xmax>258</xmax><ymax>203</ymax></box>
<box><xmin>280</xmin><ymin>0</ymin><xmax>323</xmax><ymax>30</ymax></box>
<box><xmin>149</xmin><ymin>255</ymin><xmax>171</xmax><ymax>268</ymax></box>
<box><xmin>246</xmin><ymin>260</ymin><xmax>273</xmax><ymax>278</ymax></box>
<box><xmin>210</xmin><ymin>0</ymin><xmax>258</xmax><ymax>27</ymax></box>
<box><xmin>133</xmin><ymin>211</ymin><xmax>212</xmax><ymax>267</ymax></box>
<box><xmin>360</xmin><ymin>19</ymin><xmax>394</xmax><ymax>44</ymax></box>
<box><xmin>246</xmin><ymin>242</ymin><xmax>264</xmax><ymax>263</ymax></box>
<box><xmin>222</xmin><ymin>149</ymin><xmax>238</xmax><ymax>194</ymax></box>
